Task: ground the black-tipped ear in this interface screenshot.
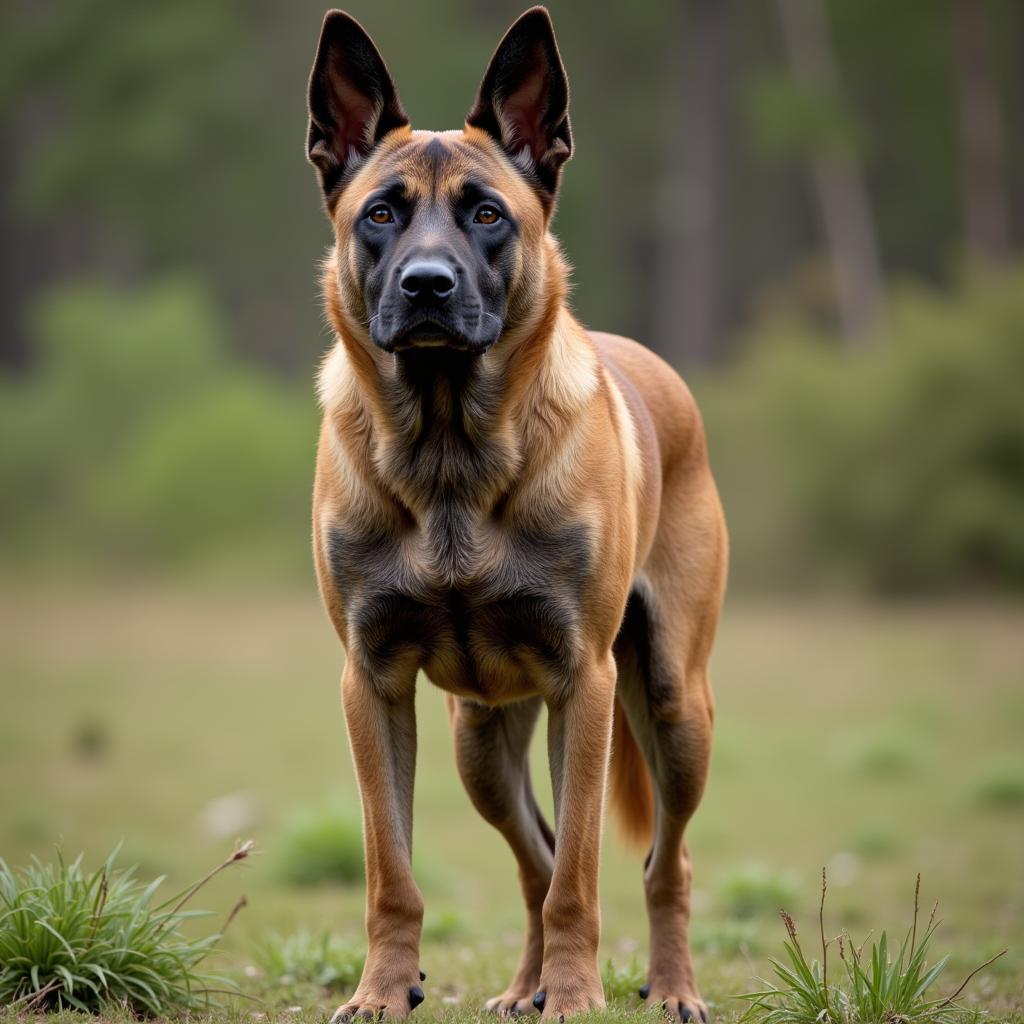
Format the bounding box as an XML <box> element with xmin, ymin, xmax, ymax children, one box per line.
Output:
<box><xmin>466</xmin><ymin>7</ymin><xmax>572</xmax><ymax>204</ymax></box>
<box><xmin>306</xmin><ymin>10</ymin><xmax>409</xmax><ymax>200</ymax></box>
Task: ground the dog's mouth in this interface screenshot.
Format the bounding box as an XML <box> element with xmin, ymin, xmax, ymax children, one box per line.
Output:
<box><xmin>393</xmin><ymin>319</ymin><xmax>469</xmax><ymax>351</ymax></box>
<box><xmin>373</xmin><ymin>310</ymin><xmax>500</xmax><ymax>354</ymax></box>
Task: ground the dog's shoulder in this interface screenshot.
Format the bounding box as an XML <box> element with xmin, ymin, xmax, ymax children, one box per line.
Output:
<box><xmin>589</xmin><ymin>330</ymin><xmax>708</xmax><ymax>474</ymax></box>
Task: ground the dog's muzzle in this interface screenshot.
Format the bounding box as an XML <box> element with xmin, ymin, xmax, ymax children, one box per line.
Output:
<box><xmin>370</xmin><ymin>277</ymin><xmax>502</xmax><ymax>353</ymax></box>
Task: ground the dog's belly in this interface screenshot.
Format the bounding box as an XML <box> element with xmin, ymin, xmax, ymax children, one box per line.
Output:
<box><xmin>358</xmin><ymin>588</ymin><xmax>581</xmax><ymax>701</ymax></box>
<box><xmin>329</xmin><ymin>521</ymin><xmax>592</xmax><ymax>702</ymax></box>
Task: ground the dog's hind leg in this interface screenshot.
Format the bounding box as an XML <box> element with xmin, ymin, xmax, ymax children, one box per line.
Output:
<box><xmin>614</xmin><ymin>496</ymin><xmax>726</xmax><ymax>1022</ymax></box>
<box><xmin>448</xmin><ymin>694</ymin><xmax>555</xmax><ymax>1015</ymax></box>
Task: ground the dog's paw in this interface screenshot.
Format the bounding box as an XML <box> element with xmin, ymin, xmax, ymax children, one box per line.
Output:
<box><xmin>483</xmin><ymin>991</ymin><xmax>539</xmax><ymax>1016</ymax></box>
<box><xmin>530</xmin><ymin>976</ymin><xmax>605</xmax><ymax>1020</ymax></box>
<box><xmin>639</xmin><ymin>982</ymin><xmax>708</xmax><ymax>1023</ymax></box>
<box><xmin>330</xmin><ymin>980</ymin><xmax>425</xmax><ymax>1022</ymax></box>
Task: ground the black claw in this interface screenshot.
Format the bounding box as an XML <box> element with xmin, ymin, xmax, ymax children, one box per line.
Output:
<box><xmin>639</xmin><ymin>984</ymin><xmax>651</xmax><ymax>1000</ymax></box>
<box><xmin>557</xmin><ymin>1016</ymin><xmax>564</xmax><ymax>1024</ymax></box>
<box><xmin>700</xmin><ymin>1010</ymin><xmax>708</xmax><ymax>1023</ymax></box>
<box><xmin>409</xmin><ymin>986</ymin><xmax>425</xmax><ymax>1010</ymax></box>
<box><xmin>532</xmin><ymin>991</ymin><xmax>546</xmax><ymax>1012</ymax></box>
<box><xmin>680</xmin><ymin>1008</ymin><xmax>695</xmax><ymax>1023</ymax></box>
<box><xmin>419</xmin><ymin>970</ymin><xmax>426</xmax><ymax>982</ymax></box>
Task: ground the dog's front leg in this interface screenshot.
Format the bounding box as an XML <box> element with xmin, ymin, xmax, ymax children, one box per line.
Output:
<box><xmin>332</xmin><ymin>661</ymin><xmax>424</xmax><ymax>1023</ymax></box>
<box><xmin>536</xmin><ymin>652</ymin><xmax>616</xmax><ymax>1019</ymax></box>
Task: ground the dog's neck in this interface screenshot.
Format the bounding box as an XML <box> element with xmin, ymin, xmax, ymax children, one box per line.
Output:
<box><xmin>319</xmin><ymin>301</ymin><xmax>599</xmax><ymax>537</ymax></box>
<box><xmin>379</xmin><ymin>343</ymin><xmax>518</xmax><ymax>511</ymax></box>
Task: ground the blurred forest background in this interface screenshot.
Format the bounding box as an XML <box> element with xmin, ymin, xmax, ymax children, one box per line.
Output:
<box><xmin>2</xmin><ymin>0</ymin><xmax>1023</xmax><ymax>593</ymax></box>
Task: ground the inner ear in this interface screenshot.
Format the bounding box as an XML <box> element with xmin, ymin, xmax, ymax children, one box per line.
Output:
<box><xmin>307</xmin><ymin>10</ymin><xmax>409</xmax><ymax>200</ymax></box>
<box><xmin>501</xmin><ymin>53</ymin><xmax>561</xmax><ymax>163</ymax></box>
<box><xmin>467</xmin><ymin>7</ymin><xmax>572</xmax><ymax>202</ymax></box>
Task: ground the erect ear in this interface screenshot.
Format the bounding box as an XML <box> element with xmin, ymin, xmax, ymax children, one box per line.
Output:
<box><xmin>306</xmin><ymin>10</ymin><xmax>409</xmax><ymax>200</ymax></box>
<box><xmin>466</xmin><ymin>7</ymin><xmax>572</xmax><ymax>205</ymax></box>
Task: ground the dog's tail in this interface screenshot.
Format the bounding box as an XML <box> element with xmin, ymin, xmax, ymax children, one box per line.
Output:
<box><xmin>608</xmin><ymin>696</ymin><xmax>654</xmax><ymax>849</ymax></box>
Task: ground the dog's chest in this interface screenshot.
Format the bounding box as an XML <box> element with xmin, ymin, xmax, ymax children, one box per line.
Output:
<box><xmin>328</xmin><ymin>516</ymin><xmax>591</xmax><ymax>700</ymax></box>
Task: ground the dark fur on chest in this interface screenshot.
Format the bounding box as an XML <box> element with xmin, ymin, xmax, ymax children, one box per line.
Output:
<box><xmin>330</xmin><ymin>350</ymin><xmax>593</xmax><ymax>696</ymax></box>
<box><xmin>329</xmin><ymin>520</ymin><xmax>592</xmax><ymax>697</ymax></box>
<box><xmin>378</xmin><ymin>349</ymin><xmax>515</xmax><ymax>580</ymax></box>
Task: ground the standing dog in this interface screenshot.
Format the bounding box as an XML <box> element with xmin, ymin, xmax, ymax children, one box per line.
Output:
<box><xmin>308</xmin><ymin>8</ymin><xmax>727</xmax><ymax>1022</ymax></box>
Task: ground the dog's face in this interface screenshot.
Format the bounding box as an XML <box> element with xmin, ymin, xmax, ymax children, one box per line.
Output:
<box><xmin>306</xmin><ymin>8</ymin><xmax>571</xmax><ymax>354</ymax></box>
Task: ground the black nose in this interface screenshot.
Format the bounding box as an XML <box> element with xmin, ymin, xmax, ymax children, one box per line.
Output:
<box><xmin>400</xmin><ymin>261</ymin><xmax>457</xmax><ymax>302</ymax></box>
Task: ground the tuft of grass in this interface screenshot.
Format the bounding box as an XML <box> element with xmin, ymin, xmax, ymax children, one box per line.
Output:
<box><xmin>718</xmin><ymin>864</ymin><xmax>801</xmax><ymax>920</ymax></box>
<box><xmin>421</xmin><ymin>909</ymin><xmax>468</xmax><ymax>944</ymax></box>
<box><xmin>739</xmin><ymin>870</ymin><xmax>1006</xmax><ymax>1024</ymax></box>
<box><xmin>851</xmin><ymin>743</ymin><xmax>919</xmax><ymax>780</ymax></box>
<box><xmin>601</xmin><ymin>957</ymin><xmax>647</xmax><ymax>1002</ymax></box>
<box><xmin>0</xmin><ymin>841</ymin><xmax>252</xmax><ymax>1015</ymax></box>
<box><xmin>847</xmin><ymin>826</ymin><xmax>903</xmax><ymax>861</ymax></box>
<box><xmin>249</xmin><ymin>929</ymin><xmax>363</xmax><ymax>1000</ymax></box>
<box><xmin>70</xmin><ymin>718</ymin><xmax>111</xmax><ymax>761</ymax></box>
<box><xmin>691</xmin><ymin>919</ymin><xmax>763</xmax><ymax>958</ymax></box>
<box><xmin>268</xmin><ymin>807</ymin><xmax>364</xmax><ymax>887</ymax></box>
<box><xmin>970</xmin><ymin>769</ymin><xmax>1024</xmax><ymax>811</ymax></box>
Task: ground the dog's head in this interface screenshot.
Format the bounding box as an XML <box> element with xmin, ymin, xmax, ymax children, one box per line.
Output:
<box><xmin>307</xmin><ymin>7</ymin><xmax>571</xmax><ymax>355</ymax></box>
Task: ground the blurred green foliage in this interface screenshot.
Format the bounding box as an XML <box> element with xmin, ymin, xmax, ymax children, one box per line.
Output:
<box><xmin>0</xmin><ymin>278</ymin><xmax>316</xmax><ymax>575</ymax></box>
<box><xmin>715</xmin><ymin>863</ymin><xmax>801</xmax><ymax>920</ymax></box>
<box><xmin>268</xmin><ymin>805</ymin><xmax>365</xmax><ymax>887</ymax></box>
<box><xmin>970</xmin><ymin>766</ymin><xmax>1024</xmax><ymax>811</ymax></box>
<box><xmin>421</xmin><ymin>909</ymin><xmax>470</xmax><ymax>944</ymax></box>
<box><xmin>743</xmin><ymin>71</ymin><xmax>861</xmax><ymax>162</ymax></box>
<box><xmin>1</xmin><ymin>2</ymin><xmax>1022</xmax><ymax>594</ymax></box>
<box><xmin>2</xmin><ymin>267</ymin><xmax>1023</xmax><ymax>594</ymax></box>
<box><xmin>4</xmin><ymin>1</ymin><xmax>1022</xmax><ymax>368</ymax></box>
<box><xmin>702</xmin><ymin>268</ymin><xmax>1024</xmax><ymax>593</ymax></box>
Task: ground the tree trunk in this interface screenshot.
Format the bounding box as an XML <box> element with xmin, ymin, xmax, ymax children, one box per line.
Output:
<box><xmin>951</xmin><ymin>0</ymin><xmax>1011</xmax><ymax>264</ymax></box>
<box><xmin>777</xmin><ymin>0</ymin><xmax>886</xmax><ymax>343</ymax></box>
<box><xmin>652</xmin><ymin>0</ymin><xmax>731</xmax><ymax>366</ymax></box>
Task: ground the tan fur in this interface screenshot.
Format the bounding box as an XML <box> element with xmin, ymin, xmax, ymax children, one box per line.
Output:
<box><xmin>609</xmin><ymin>695</ymin><xmax>655</xmax><ymax>845</ymax></box>
<box><xmin>311</xmin><ymin>73</ymin><xmax>726</xmax><ymax>1024</ymax></box>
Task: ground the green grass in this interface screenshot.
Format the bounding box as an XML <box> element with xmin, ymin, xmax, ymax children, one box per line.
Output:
<box><xmin>970</xmin><ymin>769</ymin><xmax>1024</xmax><ymax>811</ymax></box>
<box><xmin>249</xmin><ymin>929</ymin><xmax>363</xmax><ymax>1002</ymax></box>
<box><xmin>716</xmin><ymin>865</ymin><xmax>801</xmax><ymax>921</ymax></box>
<box><xmin>739</xmin><ymin>873</ymin><xmax>1007</xmax><ymax>1024</ymax></box>
<box><xmin>0</xmin><ymin>843</ymin><xmax>250</xmax><ymax>1013</ymax></box>
<box><xmin>267</xmin><ymin>807</ymin><xmax>364</xmax><ymax>887</ymax></box>
<box><xmin>0</xmin><ymin>584</ymin><xmax>1021</xmax><ymax>1023</ymax></box>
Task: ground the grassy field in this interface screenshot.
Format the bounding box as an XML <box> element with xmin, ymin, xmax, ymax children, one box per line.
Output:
<box><xmin>1</xmin><ymin>583</ymin><xmax>1022</xmax><ymax>1022</ymax></box>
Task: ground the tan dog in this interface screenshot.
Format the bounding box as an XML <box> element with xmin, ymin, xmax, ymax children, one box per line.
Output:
<box><xmin>307</xmin><ymin>8</ymin><xmax>727</xmax><ymax>1022</ymax></box>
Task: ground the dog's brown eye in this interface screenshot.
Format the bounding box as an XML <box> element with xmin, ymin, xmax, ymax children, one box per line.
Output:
<box><xmin>474</xmin><ymin>205</ymin><xmax>501</xmax><ymax>225</ymax></box>
<box><xmin>368</xmin><ymin>204</ymin><xmax>394</xmax><ymax>224</ymax></box>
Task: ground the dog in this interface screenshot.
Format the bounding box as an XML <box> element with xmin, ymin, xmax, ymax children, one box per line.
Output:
<box><xmin>307</xmin><ymin>8</ymin><xmax>727</xmax><ymax>1022</ymax></box>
